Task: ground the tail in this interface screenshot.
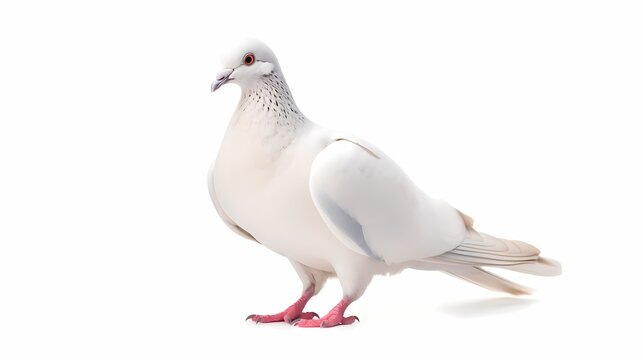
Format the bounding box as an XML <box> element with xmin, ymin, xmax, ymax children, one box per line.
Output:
<box><xmin>444</xmin><ymin>266</ymin><xmax>533</xmax><ymax>295</ymax></box>
<box><xmin>435</xmin><ymin>231</ymin><xmax>562</xmax><ymax>276</ymax></box>
<box><xmin>413</xmin><ymin>231</ymin><xmax>561</xmax><ymax>295</ymax></box>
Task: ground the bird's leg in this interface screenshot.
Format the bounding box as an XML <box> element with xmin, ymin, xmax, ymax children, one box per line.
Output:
<box><xmin>293</xmin><ymin>297</ymin><xmax>359</xmax><ymax>328</ymax></box>
<box><xmin>246</xmin><ymin>286</ymin><xmax>318</xmax><ymax>324</ymax></box>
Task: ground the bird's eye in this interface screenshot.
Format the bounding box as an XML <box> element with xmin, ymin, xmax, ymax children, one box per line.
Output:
<box><xmin>243</xmin><ymin>53</ymin><xmax>255</xmax><ymax>65</ymax></box>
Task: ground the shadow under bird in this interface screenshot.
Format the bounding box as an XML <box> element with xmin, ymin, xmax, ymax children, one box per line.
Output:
<box><xmin>208</xmin><ymin>40</ymin><xmax>561</xmax><ymax>328</ymax></box>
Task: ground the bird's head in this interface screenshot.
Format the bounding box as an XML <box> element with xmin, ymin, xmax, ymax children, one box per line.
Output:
<box><xmin>211</xmin><ymin>39</ymin><xmax>281</xmax><ymax>92</ymax></box>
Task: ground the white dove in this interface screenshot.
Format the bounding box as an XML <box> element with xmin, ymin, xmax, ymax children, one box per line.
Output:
<box><xmin>208</xmin><ymin>40</ymin><xmax>561</xmax><ymax>328</ymax></box>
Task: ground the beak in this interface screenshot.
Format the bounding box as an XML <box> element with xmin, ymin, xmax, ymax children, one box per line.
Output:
<box><xmin>211</xmin><ymin>68</ymin><xmax>234</xmax><ymax>92</ymax></box>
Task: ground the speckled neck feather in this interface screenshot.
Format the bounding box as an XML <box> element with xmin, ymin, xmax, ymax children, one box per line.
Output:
<box><xmin>233</xmin><ymin>70</ymin><xmax>309</xmax><ymax>153</ymax></box>
<box><xmin>239</xmin><ymin>72</ymin><xmax>305</xmax><ymax>122</ymax></box>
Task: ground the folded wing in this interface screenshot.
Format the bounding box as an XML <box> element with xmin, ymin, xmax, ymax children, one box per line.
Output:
<box><xmin>309</xmin><ymin>138</ymin><xmax>467</xmax><ymax>264</ymax></box>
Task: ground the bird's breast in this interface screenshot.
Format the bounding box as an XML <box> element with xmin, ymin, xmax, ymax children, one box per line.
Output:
<box><xmin>212</xmin><ymin>126</ymin><xmax>345</xmax><ymax>271</ymax></box>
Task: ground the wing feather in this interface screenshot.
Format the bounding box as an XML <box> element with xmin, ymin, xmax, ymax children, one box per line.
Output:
<box><xmin>309</xmin><ymin>138</ymin><xmax>467</xmax><ymax>264</ymax></box>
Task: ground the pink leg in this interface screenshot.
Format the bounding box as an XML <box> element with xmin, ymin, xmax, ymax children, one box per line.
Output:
<box><xmin>293</xmin><ymin>298</ymin><xmax>359</xmax><ymax>328</ymax></box>
<box><xmin>246</xmin><ymin>287</ymin><xmax>319</xmax><ymax>324</ymax></box>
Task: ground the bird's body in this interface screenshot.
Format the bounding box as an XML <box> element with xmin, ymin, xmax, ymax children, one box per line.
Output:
<box><xmin>212</xmin><ymin>122</ymin><xmax>349</xmax><ymax>273</ymax></box>
<box><xmin>211</xmin><ymin>108</ymin><xmax>397</xmax><ymax>298</ymax></box>
<box><xmin>208</xmin><ymin>40</ymin><xmax>561</xmax><ymax>327</ymax></box>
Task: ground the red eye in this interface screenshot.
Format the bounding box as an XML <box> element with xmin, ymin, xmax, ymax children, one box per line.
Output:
<box><xmin>243</xmin><ymin>53</ymin><xmax>255</xmax><ymax>65</ymax></box>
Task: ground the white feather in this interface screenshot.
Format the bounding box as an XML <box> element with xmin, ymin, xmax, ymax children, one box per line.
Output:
<box><xmin>309</xmin><ymin>139</ymin><xmax>466</xmax><ymax>264</ymax></box>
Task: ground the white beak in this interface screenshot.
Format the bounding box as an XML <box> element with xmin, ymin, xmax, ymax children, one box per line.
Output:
<box><xmin>211</xmin><ymin>68</ymin><xmax>234</xmax><ymax>92</ymax></box>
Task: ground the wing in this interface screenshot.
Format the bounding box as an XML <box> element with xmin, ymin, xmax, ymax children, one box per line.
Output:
<box><xmin>208</xmin><ymin>162</ymin><xmax>257</xmax><ymax>242</ymax></box>
<box><xmin>309</xmin><ymin>138</ymin><xmax>467</xmax><ymax>264</ymax></box>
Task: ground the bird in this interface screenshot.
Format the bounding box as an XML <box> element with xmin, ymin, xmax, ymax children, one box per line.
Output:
<box><xmin>208</xmin><ymin>39</ymin><xmax>561</xmax><ymax>328</ymax></box>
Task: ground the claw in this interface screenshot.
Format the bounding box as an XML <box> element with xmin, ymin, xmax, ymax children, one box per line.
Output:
<box><xmin>284</xmin><ymin>314</ymin><xmax>301</xmax><ymax>324</ymax></box>
<box><xmin>354</xmin><ymin>316</ymin><xmax>360</xmax><ymax>322</ymax></box>
<box><xmin>289</xmin><ymin>299</ymin><xmax>358</xmax><ymax>327</ymax></box>
<box><xmin>291</xmin><ymin>319</ymin><xmax>302</xmax><ymax>326</ymax></box>
<box><xmin>243</xmin><ymin>286</ymin><xmax>317</xmax><ymax>325</ymax></box>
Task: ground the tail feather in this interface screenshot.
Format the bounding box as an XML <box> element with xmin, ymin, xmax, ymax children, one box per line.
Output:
<box><xmin>410</xmin><ymin>230</ymin><xmax>561</xmax><ymax>295</ymax></box>
<box><xmin>444</xmin><ymin>266</ymin><xmax>533</xmax><ymax>295</ymax></box>
<box><xmin>504</xmin><ymin>257</ymin><xmax>562</xmax><ymax>276</ymax></box>
<box><xmin>435</xmin><ymin>231</ymin><xmax>562</xmax><ymax>276</ymax></box>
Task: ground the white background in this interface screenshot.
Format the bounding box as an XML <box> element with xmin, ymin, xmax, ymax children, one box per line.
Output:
<box><xmin>1</xmin><ymin>0</ymin><xmax>642</xmax><ymax>359</ymax></box>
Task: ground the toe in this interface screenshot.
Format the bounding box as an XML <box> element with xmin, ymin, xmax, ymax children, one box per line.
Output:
<box><xmin>245</xmin><ymin>313</ymin><xmax>285</xmax><ymax>323</ymax></box>
<box><xmin>298</xmin><ymin>312</ymin><xmax>319</xmax><ymax>320</ymax></box>
<box><xmin>342</xmin><ymin>315</ymin><xmax>359</xmax><ymax>325</ymax></box>
<box><xmin>293</xmin><ymin>319</ymin><xmax>322</xmax><ymax>328</ymax></box>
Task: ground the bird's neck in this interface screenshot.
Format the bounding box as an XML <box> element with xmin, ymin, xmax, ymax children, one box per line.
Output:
<box><xmin>230</xmin><ymin>72</ymin><xmax>310</xmax><ymax>152</ymax></box>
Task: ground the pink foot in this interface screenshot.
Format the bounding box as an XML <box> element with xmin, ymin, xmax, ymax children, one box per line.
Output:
<box><xmin>294</xmin><ymin>298</ymin><xmax>359</xmax><ymax>328</ymax></box>
<box><xmin>246</xmin><ymin>287</ymin><xmax>318</xmax><ymax>324</ymax></box>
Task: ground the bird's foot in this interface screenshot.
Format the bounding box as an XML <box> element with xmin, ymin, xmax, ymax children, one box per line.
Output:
<box><xmin>246</xmin><ymin>311</ymin><xmax>319</xmax><ymax>324</ymax></box>
<box><xmin>293</xmin><ymin>314</ymin><xmax>359</xmax><ymax>328</ymax></box>
<box><xmin>293</xmin><ymin>298</ymin><xmax>359</xmax><ymax>328</ymax></box>
<box><xmin>246</xmin><ymin>287</ymin><xmax>317</xmax><ymax>324</ymax></box>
